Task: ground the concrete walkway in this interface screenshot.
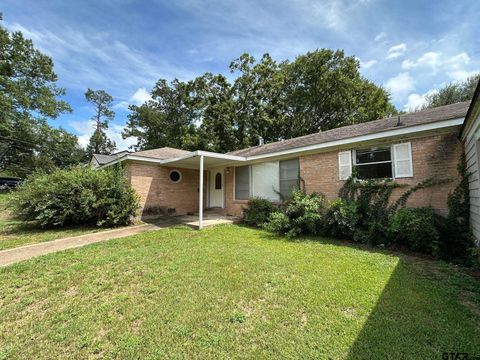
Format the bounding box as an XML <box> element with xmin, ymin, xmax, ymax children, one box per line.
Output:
<box><xmin>0</xmin><ymin>214</ymin><xmax>239</xmax><ymax>267</ymax></box>
<box><xmin>0</xmin><ymin>223</ymin><xmax>164</xmax><ymax>267</ymax></box>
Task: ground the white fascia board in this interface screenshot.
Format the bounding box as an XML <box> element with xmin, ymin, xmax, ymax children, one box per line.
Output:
<box><xmin>195</xmin><ymin>150</ymin><xmax>246</xmax><ymax>162</ymax></box>
<box><xmin>244</xmin><ymin>118</ymin><xmax>464</xmax><ymax>161</ymax></box>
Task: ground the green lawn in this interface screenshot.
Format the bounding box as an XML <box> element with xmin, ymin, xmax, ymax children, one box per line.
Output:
<box><xmin>0</xmin><ymin>192</ymin><xmax>109</xmax><ymax>250</ymax></box>
<box><xmin>0</xmin><ymin>225</ymin><xmax>479</xmax><ymax>359</ymax></box>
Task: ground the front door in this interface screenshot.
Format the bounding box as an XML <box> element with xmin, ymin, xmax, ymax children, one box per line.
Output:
<box><xmin>209</xmin><ymin>168</ymin><xmax>224</xmax><ymax>208</ymax></box>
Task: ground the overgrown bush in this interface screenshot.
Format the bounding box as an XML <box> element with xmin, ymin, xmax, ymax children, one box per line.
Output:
<box><xmin>435</xmin><ymin>154</ymin><xmax>476</xmax><ymax>265</ymax></box>
<box><xmin>323</xmin><ymin>199</ymin><xmax>359</xmax><ymax>239</ymax></box>
<box><xmin>9</xmin><ymin>165</ymin><xmax>139</xmax><ymax>227</ymax></box>
<box><xmin>389</xmin><ymin>207</ymin><xmax>438</xmax><ymax>253</ymax></box>
<box><xmin>264</xmin><ymin>190</ymin><xmax>324</xmax><ymax>237</ymax></box>
<box><xmin>243</xmin><ymin>198</ymin><xmax>276</xmax><ymax>227</ymax></box>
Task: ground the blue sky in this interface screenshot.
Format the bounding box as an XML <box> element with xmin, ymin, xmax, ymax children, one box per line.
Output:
<box><xmin>2</xmin><ymin>0</ymin><xmax>479</xmax><ymax>150</ymax></box>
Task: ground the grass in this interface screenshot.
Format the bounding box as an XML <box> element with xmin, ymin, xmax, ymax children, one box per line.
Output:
<box><xmin>0</xmin><ymin>225</ymin><xmax>479</xmax><ymax>359</ymax></box>
<box><xmin>0</xmin><ymin>192</ymin><xmax>121</xmax><ymax>251</ymax></box>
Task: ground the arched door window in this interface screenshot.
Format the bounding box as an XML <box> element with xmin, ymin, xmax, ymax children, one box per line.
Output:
<box><xmin>215</xmin><ymin>172</ymin><xmax>222</xmax><ymax>189</ymax></box>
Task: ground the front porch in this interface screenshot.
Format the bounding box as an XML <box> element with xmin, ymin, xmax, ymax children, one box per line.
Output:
<box><xmin>143</xmin><ymin>208</ymin><xmax>241</xmax><ymax>230</ymax></box>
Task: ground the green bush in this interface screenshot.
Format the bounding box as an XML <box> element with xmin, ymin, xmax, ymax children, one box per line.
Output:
<box><xmin>264</xmin><ymin>190</ymin><xmax>324</xmax><ymax>238</ymax></box>
<box><xmin>243</xmin><ymin>198</ymin><xmax>276</xmax><ymax>227</ymax></box>
<box><xmin>9</xmin><ymin>166</ymin><xmax>139</xmax><ymax>227</ymax></box>
<box><xmin>389</xmin><ymin>207</ymin><xmax>438</xmax><ymax>253</ymax></box>
<box><xmin>323</xmin><ymin>199</ymin><xmax>359</xmax><ymax>240</ymax></box>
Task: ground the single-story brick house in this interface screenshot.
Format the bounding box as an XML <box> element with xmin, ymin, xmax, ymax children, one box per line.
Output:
<box><xmin>95</xmin><ymin>101</ymin><xmax>473</xmax><ymax>232</ymax></box>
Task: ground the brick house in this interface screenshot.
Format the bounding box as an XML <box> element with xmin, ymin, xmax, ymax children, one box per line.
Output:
<box><xmin>96</xmin><ymin>101</ymin><xmax>470</xmax><ymax>230</ymax></box>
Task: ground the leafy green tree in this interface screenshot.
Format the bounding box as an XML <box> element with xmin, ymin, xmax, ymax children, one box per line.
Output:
<box><xmin>0</xmin><ymin>13</ymin><xmax>84</xmax><ymax>177</ymax></box>
<box><xmin>124</xmin><ymin>49</ymin><xmax>396</xmax><ymax>152</ymax></box>
<box><xmin>85</xmin><ymin>89</ymin><xmax>117</xmax><ymax>157</ymax></box>
<box><xmin>423</xmin><ymin>74</ymin><xmax>480</xmax><ymax>109</ymax></box>
<box><xmin>123</xmin><ymin>79</ymin><xmax>198</xmax><ymax>151</ymax></box>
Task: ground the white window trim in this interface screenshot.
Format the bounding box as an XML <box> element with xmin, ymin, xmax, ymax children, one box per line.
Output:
<box><xmin>169</xmin><ymin>169</ymin><xmax>182</xmax><ymax>183</ymax></box>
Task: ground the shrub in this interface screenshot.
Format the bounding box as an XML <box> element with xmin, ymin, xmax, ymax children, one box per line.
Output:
<box><xmin>389</xmin><ymin>207</ymin><xmax>438</xmax><ymax>253</ymax></box>
<box><xmin>264</xmin><ymin>190</ymin><xmax>324</xmax><ymax>237</ymax></box>
<box><xmin>323</xmin><ymin>199</ymin><xmax>359</xmax><ymax>240</ymax></box>
<box><xmin>9</xmin><ymin>166</ymin><xmax>139</xmax><ymax>227</ymax></box>
<box><xmin>243</xmin><ymin>198</ymin><xmax>276</xmax><ymax>227</ymax></box>
<box><xmin>435</xmin><ymin>154</ymin><xmax>476</xmax><ymax>265</ymax></box>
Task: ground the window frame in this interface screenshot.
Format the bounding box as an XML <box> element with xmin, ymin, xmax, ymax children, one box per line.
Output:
<box><xmin>352</xmin><ymin>146</ymin><xmax>394</xmax><ymax>180</ymax></box>
<box><xmin>233</xmin><ymin>158</ymin><xmax>300</xmax><ymax>201</ymax></box>
<box><xmin>169</xmin><ymin>169</ymin><xmax>182</xmax><ymax>183</ymax></box>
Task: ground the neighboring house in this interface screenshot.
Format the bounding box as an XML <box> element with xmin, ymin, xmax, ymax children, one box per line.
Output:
<box><xmin>95</xmin><ymin>101</ymin><xmax>470</xmax><ymax>229</ymax></box>
<box><xmin>460</xmin><ymin>79</ymin><xmax>480</xmax><ymax>246</ymax></box>
<box><xmin>90</xmin><ymin>151</ymin><xmax>130</xmax><ymax>169</ymax></box>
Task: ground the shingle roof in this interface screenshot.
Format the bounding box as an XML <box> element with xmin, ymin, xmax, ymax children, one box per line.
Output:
<box><xmin>228</xmin><ymin>101</ymin><xmax>470</xmax><ymax>157</ymax></box>
<box><xmin>133</xmin><ymin>147</ymin><xmax>190</xmax><ymax>159</ymax></box>
<box><xmin>92</xmin><ymin>151</ymin><xmax>129</xmax><ymax>165</ymax></box>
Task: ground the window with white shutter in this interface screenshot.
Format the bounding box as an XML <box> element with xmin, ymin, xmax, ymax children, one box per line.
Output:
<box><xmin>338</xmin><ymin>151</ymin><xmax>352</xmax><ymax>180</ymax></box>
<box><xmin>393</xmin><ymin>142</ymin><xmax>413</xmax><ymax>178</ymax></box>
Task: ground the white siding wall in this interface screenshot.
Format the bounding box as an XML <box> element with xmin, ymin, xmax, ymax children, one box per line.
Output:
<box><xmin>463</xmin><ymin>109</ymin><xmax>480</xmax><ymax>246</ymax></box>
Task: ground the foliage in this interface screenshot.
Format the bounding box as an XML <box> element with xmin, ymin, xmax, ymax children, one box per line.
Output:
<box><xmin>123</xmin><ymin>50</ymin><xmax>396</xmax><ymax>153</ymax></box>
<box><xmin>0</xmin><ymin>14</ymin><xmax>85</xmax><ymax>177</ymax></box>
<box><xmin>389</xmin><ymin>207</ymin><xmax>438</xmax><ymax>253</ymax></box>
<box><xmin>323</xmin><ymin>199</ymin><xmax>359</xmax><ymax>239</ymax></box>
<box><xmin>9</xmin><ymin>166</ymin><xmax>139</xmax><ymax>228</ymax></box>
<box><xmin>435</xmin><ymin>153</ymin><xmax>476</xmax><ymax>265</ymax></box>
<box><xmin>243</xmin><ymin>197</ymin><xmax>276</xmax><ymax>227</ymax></box>
<box><xmin>85</xmin><ymin>89</ymin><xmax>117</xmax><ymax>157</ymax></box>
<box><xmin>422</xmin><ymin>73</ymin><xmax>479</xmax><ymax>109</ymax></box>
<box><xmin>264</xmin><ymin>190</ymin><xmax>325</xmax><ymax>237</ymax></box>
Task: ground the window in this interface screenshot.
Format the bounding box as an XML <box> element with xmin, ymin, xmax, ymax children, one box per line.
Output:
<box><xmin>340</xmin><ymin>142</ymin><xmax>413</xmax><ymax>180</ymax></box>
<box><xmin>279</xmin><ymin>159</ymin><xmax>299</xmax><ymax>198</ymax></box>
<box><xmin>234</xmin><ymin>159</ymin><xmax>300</xmax><ymax>201</ymax></box>
<box><xmin>234</xmin><ymin>166</ymin><xmax>250</xmax><ymax>200</ymax></box>
<box><xmin>169</xmin><ymin>170</ymin><xmax>182</xmax><ymax>183</ymax></box>
<box><xmin>354</xmin><ymin>147</ymin><xmax>392</xmax><ymax>179</ymax></box>
<box><xmin>215</xmin><ymin>172</ymin><xmax>222</xmax><ymax>189</ymax></box>
<box><xmin>252</xmin><ymin>162</ymin><xmax>280</xmax><ymax>201</ymax></box>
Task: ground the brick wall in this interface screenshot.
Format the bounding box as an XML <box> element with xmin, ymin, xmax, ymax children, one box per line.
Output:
<box><xmin>125</xmin><ymin>162</ymin><xmax>207</xmax><ymax>217</ymax></box>
<box><xmin>300</xmin><ymin>132</ymin><xmax>462</xmax><ymax>215</ymax></box>
<box><xmin>224</xmin><ymin>132</ymin><xmax>462</xmax><ymax>217</ymax></box>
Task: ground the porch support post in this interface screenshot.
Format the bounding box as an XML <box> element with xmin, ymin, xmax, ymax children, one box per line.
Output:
<box><xmin>198</xmin><ymin>155</ymin><xmax>204</xmax><ymax>230</ymax></box>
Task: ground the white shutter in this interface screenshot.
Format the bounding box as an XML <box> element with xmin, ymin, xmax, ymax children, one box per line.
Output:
<box><xmin>338</xmin><ymin>151</ymin><xmax>352</xmax><ymax>180</ymax></box>
<box><xmin>393</xmin><ymin>142</ymin><xmax>413</xmax><ymax>178</ymax></box>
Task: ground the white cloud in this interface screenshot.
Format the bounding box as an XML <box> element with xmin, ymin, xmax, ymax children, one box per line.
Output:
<box><xmin>402</xmin><ymin>52</ymin><xmax>440</xmax><ymax>70</ymax></box>
<box><xmin>444</xmin><ymin>52</ymin><xmax>470</xmax><ymax>69</ymax></box>
<box><xmin>70</xmin><ymin>120</ymin><xmax>137</xmax><ymax>151</ymax></box>
<box><xmin>114</xmin><ymin>87</ymin><xmax>153</xmax><ymax>110</ymax></box>
<box><xmin>385</xmin><ymin>72</ymin><xmax>415</xmax><ymax>101</ymax></box>
<box><xmin>447</xmin><ymin>70</ymin><xmax>479</xmax><ymax>82</ymax></box>
<box><xmin>386</xmin><ymin>43</ymin><xmax>407</xmax><ymax>60</ymax></box>
<box><xmin>359</xmin><ymin>59</ymin><xmax>377</xmax><ymax>69</ymax></box>
<box><xmin>5</xmin><ymin>21</ymin><xmax>194</xmax><ymax>93</ymax></box>
<box><xmin>374</xmin><ymin>32</ymin><xmax>386</xmax><ymax>42</ymax></box>
<box><xmin>403</xmin><ymin>89</ymin><xmax>438</xmax><ymax>111</ymax></box>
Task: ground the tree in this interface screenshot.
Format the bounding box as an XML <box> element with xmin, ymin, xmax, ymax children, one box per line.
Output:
<box><xmin>0</xmin><ymin>13</ymin><xmax>84</xmax><ymax>177</ymax></box>
<box><xmin>422</xmin><ymin>74</ymin><xmax>480</xmax><ymax>109</ymax></box>
<box><xmin>123</xmin><ymin>49</ymin><xmax>396</xmax><ymax>153</ymax></box>
<box><xmin>85</xmin><ymin>89</ymin><xmax>117</xmax><ymax>157</ymax></box>
<box><xmin>123</xmin><ymin>79</ymin><xmax>198</xmax><ymax>151</ymax></box>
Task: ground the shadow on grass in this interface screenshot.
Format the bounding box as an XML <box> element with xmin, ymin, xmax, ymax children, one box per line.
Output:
<box><xmin>245</xmin><ymin>224</ymin><xmax>480</xmax><ymax>358</ymax></box>
<box><xmin>346</xmin><ymin>258</ymin><xmax>480</xmax><ymax>359</ymax></box>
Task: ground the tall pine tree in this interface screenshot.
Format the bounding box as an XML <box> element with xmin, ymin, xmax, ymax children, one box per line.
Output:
<box><xmin>85</xmin><ymin>89</ymin><xmax>117</xmax><ymax>157</ymax></box>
